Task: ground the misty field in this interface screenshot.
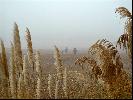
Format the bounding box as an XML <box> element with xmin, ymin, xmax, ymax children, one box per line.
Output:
<box><xmin>0</xmin><ymin>1</ymin><xmax>132</xmax><ymax>99</ymax></box>
<box><xmin>0</xmin><ymin>25</ymin><xmax>132</xmax><ymax>99</ymax></box>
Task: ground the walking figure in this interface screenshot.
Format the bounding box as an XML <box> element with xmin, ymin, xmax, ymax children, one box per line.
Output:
<box><xmin>73</xmin><ymin>48</ymin><xmax>77</xmax><ymax>55</ymax></box>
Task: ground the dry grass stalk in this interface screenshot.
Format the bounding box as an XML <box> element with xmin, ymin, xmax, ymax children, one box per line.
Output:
<box><xmin>54</xmin><ymin>80</ymin><xmax>59</xmax><ymax>99</ymax></box>
<box><xmin>75</xmin><ymin>56</ymin><xmax>101</xmax><ymax>81</ymax></box>
<box><xmin>0</xmin><ymin>40</ymin><xmax>9</xmax><ymax>98</ymax></box>
<box><xmin>25</xmin><ymin>28</ymin><xmax>36</xmax><ymax>97</ymax></box>
<box><xmin>54</xmin><ymin>46</ymin><xmax>64</xmax><ymax>99</ymax></box>
<box><xmin>10</xmin><ymin>42</ymin><xmax>16</xmax><ymax>79</ymax></box>
<box><xmin>48</xmin><ymin>74</ymin><xmax>52</xmax><ymax>98</ymax></box>
<box><xmin>88</xmin><ymin>39</ymin><xmax>123</xmax><ymax>83</ymax></box>
<box><xmin>75</xmin><ymin>56</ymin><xmax>88</xmax><ymax>69</ymax></box>
<box><xmin>35</xmin><ymin>51</ymin><xmax>42</xmax><ymax>99</ymax></box>
<box><xmin>36</xmin><ymin>77</ymin><xmax>41</xmax><ymax>99</ymax></box>
<box><xmin>0</xmin><ymin>53</ymin><xmax>4</xmax><ymax>79</ymax></box>
<box><xmin>13</xmin><ymin>23</ymin><xmax>23</xmax><ymax>78</ymax></box>
<box><xmin>115</xmin><ymin>7</ymin><xmax>132</xmax><ymax>59</ymax></box>
<box><xmin>35</xmin><ymin>51</ymin><xmax>42</xmax><ymax>78</ymax></box>
<box><xmin>17</xmin><ymin>72</ymin><xmax>25</xmax><ymax>99</ymax></box>
<box><xmin>25</xmin><ymin>27</ymin><xmax>34</xmax><ymax>70</ymax></box>
<box><xmin>87</xmin><ymin>39</ymin><xmax>131</xmax><ymax>98</ymax></box>
<box><xmin>66</xmin><ymin>70</ymin><xmax>85</xmax><ymax>99</ymax></box>
<box><xmin>9</xmin><ymin>57</ymin><xmax>16</xmax><ymax>99</ymax></box>
<box><xmin>0</xmin><ymin>40</ymin><xmax>9</xmax><ymax>79</ymax></box>
<box><xmin>23</xmin><ymin>55</ymin><xmax>29</xmax><ymax>88</ymax></box>
<box><xmin>115</xmin><ymin>7</ymin><xmax>132</xmax><ymax>18</ymax></box>
<box><xmin>9</xmin><ymin>42</ymin><xmax>17</xmax><ymax>98</ymax></box>
<box><xmin>23</xmin><ymin>55</ymin><xmax>30</xmax><ymax>98</ymax></box>
<box><xmin>63</xmin><ymin>67</ymin><xmax>67</xmax><ymax>98</ymax></box>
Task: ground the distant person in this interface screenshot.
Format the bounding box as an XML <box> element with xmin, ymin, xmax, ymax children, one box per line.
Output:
<box><xmin>64</xmin><ymin>47</ymin><xmax>68</xmax><ymax>54</ymax></box>
<box><xmin>61</xmin><ymin>50</ymin><xmax>64</xmax><ymax>54</ymax></box>
<box><xmin>73</xmin><ymin>48</ymin><xmax>77</xmax><ymax>55</ymax></box>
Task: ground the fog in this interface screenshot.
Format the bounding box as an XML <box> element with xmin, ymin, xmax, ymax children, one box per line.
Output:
<box><xmin>0</xmin><ymin>0</ymin><xmax>132</xmax><ymax>50</ymax></box>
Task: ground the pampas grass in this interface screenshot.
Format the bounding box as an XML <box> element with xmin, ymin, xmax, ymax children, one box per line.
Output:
<box><xmin>35</xmin><ymin>51</ymin><xmax>42</xmax><ymax>99</ymax></box>
<box><xmin>9</xmin><ymin>43</ymin><xmax>17</xmax><ymax>98</ymax></box>
<box><xmin>63</xmin><ymin>67</ymin><xmax>67</xmax><ymax>98</ymax></box>
<box><xmin>116</xmin><ymin>7</ymin><xmax>132</xmax><ymax>59</ymax></box>
<box><xmin>13</xmin><ymin>23</ymin><xmax>23</xmax><ymax>78</ymax></box>
<box><xmin>0</xmin><ymin>40</ymin><xmax>9</xmax><ymax>79</ymax></box>
<box><xmin>48</xmin><ymin>74</ymin><xmax>52</xmax><ymax>98</ymax></box>
<box><xmin>25</xmin><ymin>28</ymin><xmax>34</xmax><ymax>71</ymax></box>
<box><xmin>54</xmin><ymin>46</ymin><xmax>65</xmax><ymax>99</ymax></box>
<box><xmin>0</xmin><ymin>22</ymin><xmax>132</xmax><ymax>99</ymax></box>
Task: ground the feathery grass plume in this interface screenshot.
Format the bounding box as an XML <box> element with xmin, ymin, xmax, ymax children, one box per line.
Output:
<box><xmin>0</xmin><ymin>40</ymin><xmax>9</xmax><ymax>98</ymax></box>
<box><xmin>25</xmin><ymin>27</ymin><xmax>34</xmax><ymax>70</ymax></box>
<box><xmin>66</xmin><ymin>71</ymin><xmax>85</xmax><ymax>99</ymax></box>
<box><xmin>115</xmin><ymin>7</ymin><xmax>132</xmax><ymax>18</ymax></box>
<box><xmin>54</xmin><ymin>46</ymin><xmax>64</xmax><ymax>99</ymax></box>
<box><xmin>25</xmin><ymin>28</ymin><xmax>36</xmax><ymax>98</ymax></box>
<box><xmin>9</xmin><ymin>57</ymin><xmax>16</xmax><ymax>99</ymax></box>
<box><xmin>0</xmin><ymin>78</ymin><xmax>10</xmax><ymax>99</ymax></box>
<box><xmin>0</xmin><ymin>53</ymin><xmax>2</xmax><ymax>65</ymax></box>
<box><xmin>9</xmin><ymin>42</ymin><xmax>17</xmax><ymax>98</ymax></box>
<box><xmin>13</xmin><ymin>23</ymin><xmax>23</xmax><ymax>99</ymax></box>
<box><xmin>0</xmin><ymin>52</ymin><xmax>9</xmax><ymax>99</ymax></box>
<box><xmin>35</xmin><ymin>51</ymin><xmax>42</xmax><ymax>78</ymax></box>
<box><xmin>103</xmin><ymin>69</ymin><xmax>132</xmax><ymax>99</ymax></box>
<box><xmin>115</xmin><ymin>7</ymin><xmax>132</xmax><ymax>59</ymax></box>
<box><xmin>54</xmin><ymin>80</ymin><xmax>59</xmax><ymax>99</ymax></box>
<box><xmin>63</xmin><ymin>67</ymin><xmax>67</xmax><ymax>98</ymax></box>
<box><xmin>0</xmin><ymin>40</ymin><xmax>9</xmax><ymax>79</ymax></box>
<box><xmin>23</xmin><ymin>55</ymin><xmax>29</xmax><ymax>88</ymax></box>
<box><xmin>0</xmin><ymin>51</ymin><xmax>5</xmax><ymax>79</ymax></box>
<box><xmin>88</xmin><ymin>39</ymin><xmax>132</xmax><ymax>99</ymax></box>
<box><xmin>10</xmin><ymin>42</ymin><xmax>16</xmax><ymax>78</ymax></box>
<box><xmin>17</xmin><ymin>72</ymin><xmax>25</xmax><ymax>99</ymax></box>
<box><xmin>75</xmin><ymin>56</ymin><xmax>101</xmax><ymax>81</ymax></box>
<box><xmin>88</xmin><ymin>39</ymin><xmax>123</xmax><ymax>83</ymax></box>
<box><xmin>35</xmin><ymin>51</ymin><xmax>42</xmax><ymax>99</ymax></box>
<box><xmin>13</xmin><ymin>22</ymin><xmax>23</xmax><ymax>78</ymax></box>
<box><xmin>0</xmin><ymin>51</ymin><xmax>1</xmax><ymax>57</ymax></box>
<box><xmin>23</xmin><ymin>55</ymin><xmax>30</xmax><ymax>98</ymax></box>
<box><xmin>75</xmin><ymin>56</ymin><xmax>89</xmax><ymax>70</ymax></box>
<box><xmin>36</xmin><ymin>78</ymin><xmax>42</xmax><ymax>99</ymax></box>
<box><xmin>0</xmin><ymin>52</ymin><xmax>4</xmax><ymax>79</ymax></box>
<box><xmin>54</xmin><ymin>46</ymin><xmax>63</xmax><ymax>80</ymax></box>
<box><xmin>48</xmin><ymin>74</ymin><xmax>52</xmax><ymax>98</ymax></box>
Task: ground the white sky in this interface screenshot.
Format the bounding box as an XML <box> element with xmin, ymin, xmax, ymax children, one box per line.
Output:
<box><xmin>0</xmin><ymin>0</ymin><xmax>132</xmax><ymax>50</ymax></box>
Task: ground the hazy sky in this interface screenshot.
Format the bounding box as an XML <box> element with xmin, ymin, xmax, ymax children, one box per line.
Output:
<box><xmin>0</xmin><ymin>0</ymin><xmax>132</xmax><ymax>50</ymax></box>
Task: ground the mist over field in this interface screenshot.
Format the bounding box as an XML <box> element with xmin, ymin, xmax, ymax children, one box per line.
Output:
<box><xmin>0</xmin><ymin>0</ymin><xmax>132</xmax><ymax>99</ymax></box>
<box><xmin>0</xmin><ymin>0</ymin><xmax>132</xmax><ymax>50</ymax></box>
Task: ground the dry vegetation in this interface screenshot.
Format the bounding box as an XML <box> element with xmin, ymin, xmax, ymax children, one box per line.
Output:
<box><xmin>0</xmin><ymin>7</ymin><xmax>132</xmax><ymax>99</ymax></box>
<box><xmin>115</xmin><ymin>7</ymin><xmax>132</xmax><ymax>59</ymax></box>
